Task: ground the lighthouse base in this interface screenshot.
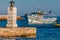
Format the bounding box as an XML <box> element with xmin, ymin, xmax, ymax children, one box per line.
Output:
<box><xmin>6</xmin><ymin>24</ymin><xmax>17</xmax><ymax>28</ymax></box>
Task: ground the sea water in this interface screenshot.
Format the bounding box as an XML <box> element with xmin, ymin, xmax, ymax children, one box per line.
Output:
<box><xmin>0</xmin><ymin>17</ymin><xmax>60</xmax><ymax>40</ymax></box>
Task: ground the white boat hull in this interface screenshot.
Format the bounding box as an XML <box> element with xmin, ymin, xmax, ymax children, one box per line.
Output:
<box><xmin>28</xmin><ymin>16</ymin><xmax>57</xmax><ymax>24</ymax></box>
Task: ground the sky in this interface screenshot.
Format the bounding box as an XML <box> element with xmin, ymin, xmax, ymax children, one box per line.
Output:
<box><xmin>0</xmin><ymin>0</ymin><xmax>60</xmax><ymax>16</ymax></box>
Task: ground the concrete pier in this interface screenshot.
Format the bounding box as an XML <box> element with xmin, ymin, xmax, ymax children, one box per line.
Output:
<box><xmin>0</xmin><ymin>27</ymin><xmax>36</xmax><ymax>38</ymax></box>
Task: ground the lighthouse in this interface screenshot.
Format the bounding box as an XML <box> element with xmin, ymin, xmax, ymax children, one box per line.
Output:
<box><xmin>6</xmin><ymin>0</ymin><xmax>17</xmax><ymax>27</ymax></box>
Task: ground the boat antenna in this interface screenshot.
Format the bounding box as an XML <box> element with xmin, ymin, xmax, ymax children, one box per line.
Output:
<box><xmin>37</xmin><ymin>9</ymin><xmax>40</xmax><ymax>13</ymax></box>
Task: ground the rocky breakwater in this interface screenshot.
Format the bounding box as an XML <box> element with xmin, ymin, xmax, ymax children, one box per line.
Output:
<box><xmin>0</xmin><ymin>15</ymin><xmax>23</xmax><ymax>20</ymax></box>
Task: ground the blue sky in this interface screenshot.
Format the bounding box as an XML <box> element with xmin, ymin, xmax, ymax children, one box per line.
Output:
<box><xmin>0</xmin><ymin>0</ymin><xmax>60</xmax><ymax>16</ymax></box>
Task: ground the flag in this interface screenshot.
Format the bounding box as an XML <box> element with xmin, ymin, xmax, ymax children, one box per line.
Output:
<box><xmin>49</xmin><ymin>10</ymin><xmax>52</xmax><ymax>14</ymax></box>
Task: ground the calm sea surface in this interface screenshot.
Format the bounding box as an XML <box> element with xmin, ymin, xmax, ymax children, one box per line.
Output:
<box><xmin>0</xmin><ymin>16</ymin><xmax>60</xmax><ymax>40</ymax></box>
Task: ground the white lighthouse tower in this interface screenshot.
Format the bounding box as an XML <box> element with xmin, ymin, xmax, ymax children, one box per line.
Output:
<box><xmin>6</xmin><ymin>0</ymin><xmax>17</xmax><ymax>27</ymax></box>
